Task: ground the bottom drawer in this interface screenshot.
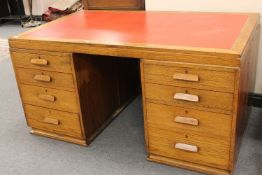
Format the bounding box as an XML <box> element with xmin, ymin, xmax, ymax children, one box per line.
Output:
<box><xmin>147</xmin><ymin>126</ymin><xmax>230</xmax><ymax>170</ymax></box>
<box><xmin>24</xmin><ymin>104</ymin><xmax>83</xmax><ymax>139</ymax></box>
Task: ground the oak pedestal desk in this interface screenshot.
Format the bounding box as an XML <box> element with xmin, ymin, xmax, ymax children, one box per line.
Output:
<box><xmin>9</xmin><ymin>11</ymin><xmax>260</xmax><ymax>175</ymax></box>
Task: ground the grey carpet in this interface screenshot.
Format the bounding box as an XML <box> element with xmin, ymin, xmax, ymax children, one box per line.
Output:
<box><xmin>0</xmin><ymin>24</ymin><xmax>262</xmax><ymax>175</ymax></box>
<box><xmin>0</xmin><ymin>22</ymin><xmax>28</xmax><ymax>39</ymax></box>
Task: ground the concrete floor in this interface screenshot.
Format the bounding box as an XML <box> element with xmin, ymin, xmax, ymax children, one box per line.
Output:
<box><xmin>0</xmin><ymin>23</ymin><xmax>261</xmax><ymax>175</ymax></box>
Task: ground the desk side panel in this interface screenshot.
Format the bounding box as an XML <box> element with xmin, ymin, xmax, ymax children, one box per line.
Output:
<box><xmin>73</xmin><ymin>54</ymin><xmax>139</xmax><ymax>143</ymax></box>
<box><xmin>73</xmin><ymin>54</ymin><xmax>119</xmax><ymax>142</ymax></box>
<box><xmin>230</xmin><ymin>23</ymin><xmax>261</xmax><ymax>170</ymax></box>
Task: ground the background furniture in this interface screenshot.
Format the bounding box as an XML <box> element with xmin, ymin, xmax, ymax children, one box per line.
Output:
<box><xmin>9</xmin><ymin>11</ymin><xmax>260</xmax><ymax>175</ymax></box>
<box><xmin>0</xmin><ymin>0</ymin><xmax>11</xmax><ymax>18</ymax></box>
<box><xmin>0</xmin><ymin>0</ymin><xmax>26</xmax><ymax>24</ymax></box>
<box><xmin>82</xmin><ymin>0</ymin><xmax>145</xmax><ymax>10</ymax></box>
<box><xmin>21</xmin><ymin>0</ymin><xmax>41</xmax><ymax>27</ymax></box>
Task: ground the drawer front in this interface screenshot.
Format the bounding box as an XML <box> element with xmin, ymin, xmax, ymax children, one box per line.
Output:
<box><xmin>11</xmin><ymin>51</ymin><xmax>72</xmax><ymax>73</ymax></box>
<box><xmin>145</xmin><ymin>83</ymin><xmax>233</xmax><ymax>114</ymax></box>
<box><xmin>16</xmin><ymin>68</ymin><xmax>75</xmax><ymax>91</ymax></box>
<box><xmin>20</xmin><ymin>84</ymin><xmax>79</xmax><ymax>113</ymax></box>
<box><xmin>143</xmin><ymin>62</ymin><xmax>235</xmax><ymax>92</ymax></box>
<box><xmin>148</xmin><ymin>126</ymin><xmax>230</xmax><ymax>169</ymax></box>
<box><xmin>146</xmin><ymin>103</ymin><xmax>232</xmax><ymax>138</ymax></box>
<box><xmin>24</xmin><ymin>104</ymin><xmax>82</xmax><ymax>138</ymax></box>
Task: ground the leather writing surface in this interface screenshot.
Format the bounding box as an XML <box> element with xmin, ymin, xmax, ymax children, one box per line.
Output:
<box><xmin>22</xmin><ymin>11</ymin><xmax>248</xmax><ymax>49</ymax></box>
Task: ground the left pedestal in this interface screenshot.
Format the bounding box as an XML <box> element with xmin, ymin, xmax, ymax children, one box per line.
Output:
<box><xmin>10</xmin><ymin>49</ymin><xmax>139</xmax><ymax>146</ymax></box>
<box><xmin>11</xmin><ymin>50</ymin><xmax>87</xmax><ymax>145</ymax></box>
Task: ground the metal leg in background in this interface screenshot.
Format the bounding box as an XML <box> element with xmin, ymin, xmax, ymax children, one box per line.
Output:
<box><xmin>21</xmin><ymin>0</ymin><xmax>41</xmax><ymax>27</ymax></box>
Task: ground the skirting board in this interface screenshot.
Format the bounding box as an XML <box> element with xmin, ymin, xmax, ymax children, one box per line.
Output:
<box><xmin>250</xmin><ymin>93</ymin><xmax>262</xmax><ymax>108</ymax></box>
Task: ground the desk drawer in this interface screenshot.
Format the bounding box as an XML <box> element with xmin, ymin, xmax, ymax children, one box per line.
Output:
<box><xmin>11</xmin><ymin>51</ymin><xmax>72</xmax><ymax>73</ymax></box>
<box><xmin>16</xmin><ymin>68</ymin><xmax>75</xmax><ymax>91</ymax></box>
<box><xmin>145</xmin><ymin>83</ymin><xmax>233</xmax><ymax>114</ymax></box>
<box><xmin>146</xmin><ymin>103</ymin><xmax>232</xmax><ymax>138</ymax></box>
<box><xmin>148</xmin><ymin>126</ymin><xmax>230</xmax><ymax>169</ymax></box>
<box><xmin>24</xmin><ymin>104</ymin><xmax>82</xmax><ymax>138</ymax></box>
<box><xmin>143</xmin><ymin>62</ymin><xmax>235</xmax><ymax>92</ymax></box>
<box><xmin>20</xmin><ymin>84</ymin><xmax>79</xmax><ymax>113</ymax></box>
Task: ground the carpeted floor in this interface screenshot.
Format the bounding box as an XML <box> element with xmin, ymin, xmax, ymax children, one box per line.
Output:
<box><xmin>0</xmin><ymin>39</ymin><xmax>9</xmax><ymax>61</ymax></box>
<box><xmin>0</xmin><ymin>23</ymin><xmax>262</xmax><ymax>175</ymax></box>
<box><xmin>0</xmin><ymin>22</ymin><xmax>28</xmax><ymax>62</ymax></box>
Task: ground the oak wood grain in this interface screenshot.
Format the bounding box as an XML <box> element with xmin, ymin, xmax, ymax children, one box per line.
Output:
<box><xmin>146</xmin><ymin>103</ymin><xmax>232</xmax><ymax>138</ymax></box>
<box><xmin>30</xmin><ymin>129</ymin><xmax>87</xmax><ymax>146</ymax></box>
<box><xmin>25</xmin><ymin>104</ymin><xmax>83</xmax><ymax>138</ymax></box>
<box><xmin>11</xmin><ymin>51</ymin><xmax>72</xmax><ymax>73</ymax></box>
<box><xmin>229</xmin><ymin>23</ymin><xmax>261</xmax><ymax>170</ymax></box>
<box><xmin>145</xmin><ymin>83</ymin><xmax>234</xmax><ymax>114</ymax></box>
<box><xmin>143</xmin><ymin>61</ymin><xmax>236</xmax><ymax>92</ymax></box>
<box><xmin>8</xmin><ymin>11</ymin><xmax>260</xmax><ymax>175</ymax></box>
<box><xmin>84</xmin><ymin>0</ymin><xmax>145</xmax><ymax>10</ymax></box>
<box><xmin>148</xmin><ymin>126</ymin><xmax>230</xmax><ymax>169</ymax></box>
<box><xmin>15</xmin><ymin>68</ymin><xmax>75</xmax><ymax>91</ymax></box>
<box><xmin>20</xmin><ymin>84</ymin><xmax>79</xmax><ymax>113</ymax></box>
<box><xmin>148</xmin><ymin>154</ymin><xmax>230</xmax><ymax>175</ymax></box>
<box><xmin>73</xmin><ymin>54</ymin><xmax>139</xmax><ymax>143</ymax></box>
<box><xmin>73</xmin><ymin>54</ymin><xmax>119</xmax><ymax>141</ymax></box>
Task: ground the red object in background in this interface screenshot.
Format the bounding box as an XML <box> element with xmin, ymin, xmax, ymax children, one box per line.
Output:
<box><xmin>23</xmin><ymin>11</ymin><xmax>248</xmax><ymax>49</ymax></box>
<box><xmin>42</xmin><ymin>8</ymin><xmax>71</xmax><ymax>22</ymax></box>
<box><xmin>42</xmin><ymin>1</ymin><xmax>83</xmax><ymax>22</ymax></box>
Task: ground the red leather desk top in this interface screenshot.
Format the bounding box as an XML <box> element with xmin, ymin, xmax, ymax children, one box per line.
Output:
<box><xmin>21</xmin><ymin>11</ymin><xmax>248</xmax><ymax>49</ymax></box>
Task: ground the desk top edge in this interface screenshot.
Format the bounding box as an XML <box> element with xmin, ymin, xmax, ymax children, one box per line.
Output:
<box><xmin>9</xmin><ymin>10</ymin><xmax>260</xmax><ymax>58</ymax></box>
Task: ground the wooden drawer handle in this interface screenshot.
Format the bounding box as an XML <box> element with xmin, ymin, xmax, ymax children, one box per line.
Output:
<box><xmin>173</xmin><ymin>73</ymin><xmax>199</xmax><ymax>82</ymax></box>
<box><xmin>30</xmin><ymin>58</ymin><xmax>48</xmax><ymax>66</ymax></box>
<box><xmin>38</xmin><ymin>94</ymin><xmax>56</xmax><ymax>102</ymax></box>
<box><xmin>43</xmin><ymin>117</ymin><xmax>60</xmax><ymax>125</ymax></box>
<box><xmin>175</xmin><ymin>143</ymin><xmax>198</xmax><ymax>152</ymax></box>
<box><xmin>174</xmin><ymin>93</ymin><xmax>199</xmax><ymax>102</ymax></box>
<box><xmin>174</xmin><ymin>116</ymin><xmax>199</xmax><ymax>126</ymax></box>
<box><xmin>33</xmin><ymin>74</ymin><xmax>51</xmax><ymax>82</ymax></box>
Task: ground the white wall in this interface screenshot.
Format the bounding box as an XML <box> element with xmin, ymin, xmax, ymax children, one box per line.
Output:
<box><xmin>146</xmin><ymin>0</ymin><xmax>262</xmax><ymax>93</ymax></box>
<box><xmin>23</xmin><ymin>0</ymin><xmax>54</xmax><ymax>15</ymax></box>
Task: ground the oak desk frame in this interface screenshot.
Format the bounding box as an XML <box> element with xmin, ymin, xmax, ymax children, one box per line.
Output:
<box><xmin>9</xmin><ymin>11</ymin><xmax>260</xmax><ymax>175</ymax></box>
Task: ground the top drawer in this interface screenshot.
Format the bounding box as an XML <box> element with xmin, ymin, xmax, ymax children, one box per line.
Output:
<box><xmin>11</xmin><ymin>51</ymin><xmax>72</xmax><ymax>73</ymax></box>
<box><xmin>143</xmin><ymin>61</ymin><xmax>236</xmax><ymax>93</ymax></box>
